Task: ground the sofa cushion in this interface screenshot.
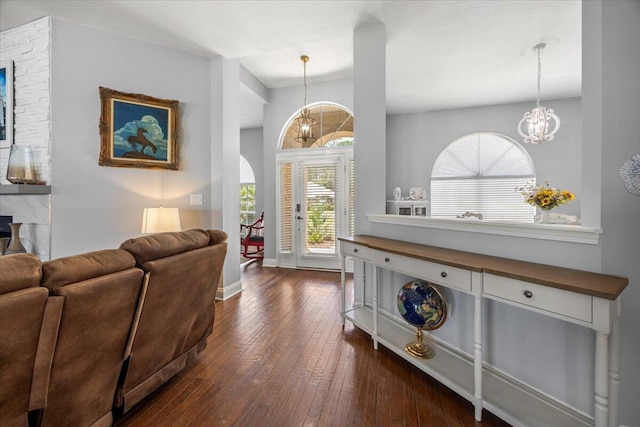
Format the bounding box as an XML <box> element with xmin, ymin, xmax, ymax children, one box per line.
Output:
<box><xmin>0</xmin><ymin>253</ymin><xmax>42</xmax><ymax>294</ymax></box>
<box><xmin>120</xmin><ymin>229</ymin><xmax>210</xmax><ymax>265</ymax></box>
<box><xmin>41</xmin><ymin>249</ymin><xmax>136</xmax><ymax>290</ymax></box>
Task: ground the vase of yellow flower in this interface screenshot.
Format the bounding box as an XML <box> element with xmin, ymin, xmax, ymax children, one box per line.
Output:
<box><xmin>515</xmin><ymin>180</ymin><xmax>575</xmax><ymax>223</ymax></box>
<box><xmin>538</xmin><ymin>208</ymin><xmax>550</xmax><ymax>224</ymax></box>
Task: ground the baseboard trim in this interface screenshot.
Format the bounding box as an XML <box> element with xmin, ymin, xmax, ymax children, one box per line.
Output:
<box><xmin>262</xmin><ymin>258</ymin><xmax>277</xmax><ymax>267</ymax></box>
<box><xmin>216</xmin><ymin>280</ymin><xmax>242</xmax><ymax>300</ymax></box>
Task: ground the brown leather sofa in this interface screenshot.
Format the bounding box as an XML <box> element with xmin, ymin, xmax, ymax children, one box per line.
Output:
<box><xmin>0</xmin><ymin>254</ymin><xmax>61</xmax><ymax>427</ymax></box>
<box><xmin>115</xmin><ymin>229</ymin><xmax>227</xmax><ymax>413</ymax></box>
<box><xmin>0</xmin><ymin>229</ymin><xmax>227</xmax><ymax>427</ymax></box>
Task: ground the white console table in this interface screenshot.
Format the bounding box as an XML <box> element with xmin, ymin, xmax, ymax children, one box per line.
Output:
<box><xmin>339</xmin><ymin>235</ymin><xmax>628</xmax><ymax>427</ymax></box>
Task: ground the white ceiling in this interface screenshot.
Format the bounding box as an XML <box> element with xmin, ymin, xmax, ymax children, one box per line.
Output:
<box><xmin>0</xmin><ymin>0</ymin><xmax>582</xmax><ymax>129</ymax></box>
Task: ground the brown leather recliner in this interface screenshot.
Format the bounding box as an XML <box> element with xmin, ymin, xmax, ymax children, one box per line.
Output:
<box><xmin>40</xmin><ymin>249</ymin><xmax>144</xmax><ymax>427</ymax></box>
<box><xmin>115</xmin><ymin>229</ymin><xmax>227</xmax><ymax>413</ymax></box>
<box><xmin>0</xmin><ymin>254</ymin><xmax>62</xmax><ymax>427</ymax></box>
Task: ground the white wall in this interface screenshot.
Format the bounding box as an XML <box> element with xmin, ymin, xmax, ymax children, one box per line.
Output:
<box><xmin>49</xmin><ymin>19</ymin><xmax>215</xmax><ymax>257</ymax></box>
<box><xmin>387</xmin><ymin>97</ymin><xmax>583</xmax><ymax>218</ymax></box>
<box><xmin>240</xmin><ymin>127</ymin><xmax>264</xmax><ymax>216</ymax></box>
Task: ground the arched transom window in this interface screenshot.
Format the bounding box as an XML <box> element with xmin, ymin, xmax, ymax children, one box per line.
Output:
<box><xmin>281</xmin><ymin>103</ymin><xmax>353</xmax><ymax>149</ymax></box>
<box><xmin>430</xmin><ymin>132</ymin><xmax>536</xmax><ymax>222</ymax></box>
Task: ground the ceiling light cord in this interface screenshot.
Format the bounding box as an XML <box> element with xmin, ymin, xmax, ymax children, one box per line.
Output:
<box><xmin>294</xmin><ymin>55</ymin><xmax>316</xmax><ymax>146</ymax></box>
<box><xmin>536</xmin><ymin>44</ymin><xmax>543</xmax><ymax>108</ymax></box>
<box><xmin>302</xmin><ymin>55</ymin><xmax>309</xmax><ymax>109</ymax></box>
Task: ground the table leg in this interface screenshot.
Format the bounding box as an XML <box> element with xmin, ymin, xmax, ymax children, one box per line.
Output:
<box><xmin>608</xmin><ymin>315</ymin><xmax>620</xmax><ymax>427</ymax></box>
<box><xmin>594</xmin><ymin>330</ymin><xmax>610</xmax><ymax>427</ymax></box>
<box><xmin>340</xmin><ymin>254</ymin><xmax>346</xmax><ymax>328</ymax></box>
<box><xmin>474</xmin><ymin>293</ymin><xmax>483</xmax><ymax>421</ymax></box>
<box><xmin>372</xmin><ymin>265</ymin><xmax>378</xmax><ymax>350</ymax></box>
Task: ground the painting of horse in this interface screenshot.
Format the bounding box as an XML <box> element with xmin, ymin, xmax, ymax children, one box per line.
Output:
<box><xmin>99</xmin><ymin>87</ymin><xmax>179</xmax><ymax>170</ymax></box>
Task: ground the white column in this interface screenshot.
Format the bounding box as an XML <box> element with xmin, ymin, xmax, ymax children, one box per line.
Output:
<box><xmin>353</xmin><ymin>25</ymin><xmax>386</xmax><ymax>235</ymax></box>
<box><xmin>211</xmin><ymin>57</ymin><xmax>242</xmax><ymax>299</ymax></box>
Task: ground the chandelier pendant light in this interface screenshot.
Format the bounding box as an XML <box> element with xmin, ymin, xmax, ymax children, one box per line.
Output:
<box><xmin>294</xmin><ymin>55</ymin><xmax>316</xmax><ymax>148</ymax></box>
<box><xmin>518</xmin><ymin>43</ymin><xmax>560</xmax><ymax>144</ymax></box>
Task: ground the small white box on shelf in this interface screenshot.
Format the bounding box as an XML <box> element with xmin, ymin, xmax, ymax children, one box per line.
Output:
<box><xmin>387</xmin><ymin>200</ymin><xmax>429</xmax><ymax>216</ymax></box>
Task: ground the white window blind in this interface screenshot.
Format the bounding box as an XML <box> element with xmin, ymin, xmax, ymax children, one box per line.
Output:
<box><xmin>431</xmin><ymin>177</ymin><xmax>536</xmax><ymax>222</ymax></box>
<box><xmin>431</xmin><ymin>133</ymin><xmax>536</xmax><ymax>222</ymax></box>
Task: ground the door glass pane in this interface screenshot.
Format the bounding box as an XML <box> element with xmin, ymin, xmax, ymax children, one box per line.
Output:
<box><xmin>303</xmin><ymin>163</ymin><xmax>337</xmax><ymax>255</ymax></box>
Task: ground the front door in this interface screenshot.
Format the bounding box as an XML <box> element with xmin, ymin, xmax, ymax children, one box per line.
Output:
<box><xmin>277</xmin><ymin>149</ymin><xmax>352</xmax><ymax>270</ymax></box>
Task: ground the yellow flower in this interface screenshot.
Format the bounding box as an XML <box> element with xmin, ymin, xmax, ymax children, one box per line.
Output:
<box><xmin>540</xmin><ymin>197</ymin><xmax>552</xmax><ymax>207</ymax></box>
<box><xmin>515</xmin><ymin>179</ymin><xmax>574</xmax><ymax>211</ymax></box>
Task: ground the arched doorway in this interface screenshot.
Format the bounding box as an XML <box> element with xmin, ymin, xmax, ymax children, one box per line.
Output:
<box><xmin>276</xmin><ymin>103</ymin><xmax>353</xmax><ymax>270</ymax></box>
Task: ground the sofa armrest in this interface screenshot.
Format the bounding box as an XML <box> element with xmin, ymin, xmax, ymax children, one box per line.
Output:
<box><xmin>207</xmin><ymin>229</ymin><xmax>228</xmax><ymax>245</ymax></box>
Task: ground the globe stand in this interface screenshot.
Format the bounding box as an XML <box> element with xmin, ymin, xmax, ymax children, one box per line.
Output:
<box><xmin>405</xmin><ymin>327</ymin><xmax>434</xmax><ymax>359</ymax></box>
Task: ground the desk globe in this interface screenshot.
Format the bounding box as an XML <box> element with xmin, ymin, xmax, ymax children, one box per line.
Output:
<box><xmin>397</xmin><ymin>280</ymin><xmax>447</xmax><ymax>359</ymax></box>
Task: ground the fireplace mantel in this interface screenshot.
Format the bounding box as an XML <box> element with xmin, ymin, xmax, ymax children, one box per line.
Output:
<box><xmin>0</xmin><ymin>185</ymin><xmax>51</xmax><ymax>195</ymax></box>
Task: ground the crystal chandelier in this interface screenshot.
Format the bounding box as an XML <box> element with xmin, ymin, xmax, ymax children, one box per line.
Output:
<box><xmin>294</xmin><ymin>55</ymin><xmax>316</xmax><ymax>148</ymax></box>
<box><xmin>517</xmin><ymin>43</ymin><xmax>560</xmax><ymax>144</ymax></box>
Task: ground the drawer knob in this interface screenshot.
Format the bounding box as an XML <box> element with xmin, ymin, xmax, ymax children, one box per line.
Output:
<box><xmin>353</xmin><ymin>248</ymin><xmax>358</xmax><ymax>253</ymax></box>
<box><xmin>440</xmin><ymin>271</ymin><xmax>448</xmax><ymax>278</ymax></box>
<box><xmin>385</xmin><ymin>257</ymin><xmax>390</xmax><ymax>262</ymax></box>
<box><xmin>524</xmin><ymin>290</ymin><xmax>533</xmax><ymax>298</ymax></box>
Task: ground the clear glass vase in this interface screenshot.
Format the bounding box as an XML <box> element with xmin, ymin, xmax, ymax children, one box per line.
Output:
<box><xmin>537</xmin><ymin>209</ymin><xmax>551</xmax><ymax>224</ymax></box>
<box><xmin>6</xmin><ymin>144</ymin><xmax>38</xmax><ymax>184</ymax></box>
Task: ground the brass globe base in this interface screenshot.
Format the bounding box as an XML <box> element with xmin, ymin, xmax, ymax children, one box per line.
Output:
<box><xmin>405</xmin><ymin>342</ymin><xmax>435</xmax><ymax>359</ymax></box>
<box><xmin>405</xmin><ymin>328</ymin><xmax>435</xmax><ymax>359</ymax></box>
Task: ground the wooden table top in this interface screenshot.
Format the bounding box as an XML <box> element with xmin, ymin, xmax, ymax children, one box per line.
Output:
<box><xmin>340</xmin><ymin>235</ymin><xmax>628</xmax><ymax>300</ymax></box>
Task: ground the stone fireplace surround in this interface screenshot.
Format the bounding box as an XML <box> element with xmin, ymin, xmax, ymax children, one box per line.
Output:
<box><xmin>0</xmin><ymin>18</ymin><xmax>52</xmax><ymax>260</ymax></box>
<box><xmin>0</xmin><ymin>193</ymin><xmax>50</xmax><ymax>260</ymax></box>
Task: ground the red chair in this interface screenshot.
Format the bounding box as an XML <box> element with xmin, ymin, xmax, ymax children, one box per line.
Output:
<box><xmin>241</xmin><ymin>211</ymin><xmax>264</xmax><ymax>259</ymax></box>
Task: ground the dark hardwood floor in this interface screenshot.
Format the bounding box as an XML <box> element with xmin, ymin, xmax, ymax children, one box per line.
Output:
<box><xmin>115</xmin><ymin>262</ymin><xmax>511</xmax><ymax>427</ymax></box>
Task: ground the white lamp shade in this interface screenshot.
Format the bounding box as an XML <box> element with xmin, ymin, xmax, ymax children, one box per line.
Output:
<box><xmin>141</xmin><ymin>207</ymin><xmax>181</xmax><ymax>233</ymax></box>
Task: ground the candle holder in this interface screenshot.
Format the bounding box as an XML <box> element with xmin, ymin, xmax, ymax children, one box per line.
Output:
<box><xmin>6</xmin><ymin>144</ymin><xmax>38</xmax><ymax>184</ymax></box>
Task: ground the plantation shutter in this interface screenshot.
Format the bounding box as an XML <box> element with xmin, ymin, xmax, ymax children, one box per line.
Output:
<box><xmin>279</xmin><ymin>162</ymin><xmax>293</xmax><ymax>252</ymax></box>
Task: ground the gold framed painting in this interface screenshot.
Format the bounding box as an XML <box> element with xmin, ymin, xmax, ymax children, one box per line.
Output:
<box><xmin>99</xmin><ymin>87</ymin><xmax>179</xmax><ymax>170</ymax></box>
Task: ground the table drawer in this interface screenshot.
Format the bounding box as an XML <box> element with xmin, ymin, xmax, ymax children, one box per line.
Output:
<box><xmin>484</xmin><ymin>274</ymin><xmax>592</xmax><ymax>323</ymax></box>
<box><xmin>341</xmin><ymin>241</ymin><xmax>373</xmax><ymax>261</ymax></box>
<box><xmin>369</xmin><ymin>248</ymin><xmax>472</xmax><ymax>292</ymax></box>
